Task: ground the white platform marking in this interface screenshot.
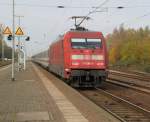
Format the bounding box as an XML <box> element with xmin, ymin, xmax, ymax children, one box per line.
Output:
<box><xmin>16</xmin><ymin>112</ymin><xmax>50</xmax><ymax>121</ymax></box>
<box><xmin>32</xmin><ymin>64</ymin><xmax>89</xmax><ymax>122</ymax></box>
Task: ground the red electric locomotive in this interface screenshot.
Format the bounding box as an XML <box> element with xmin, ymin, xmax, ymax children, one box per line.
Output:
<box><xmin>48</xmin><ymin>28</ymin><xmax>108</xmax><ymax>87</ymax></box>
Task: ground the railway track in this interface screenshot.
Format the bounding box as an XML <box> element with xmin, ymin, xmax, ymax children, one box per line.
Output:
<box><xmin>79</xmin><ymin>88</ymin><xmax>150</xmax><ymax>122</ymax></box>
<box><xmin>109</xmin><ymin>70</ymin><xmax>150</xmax><ymax>82</ymax></box>
<box><xmin>108</xmin><ymin>70</ymin><xmax>150</xmax><ymax>94</ymax></box>
<box><xmin>106</xmin><ymin>78</ymin><xmax>150</xmax><ymax>94</ymax></box>
<box><xmin>37</xmin><ymin>62</ymin><xmax>150</xmax><ymax>121</ymax></box>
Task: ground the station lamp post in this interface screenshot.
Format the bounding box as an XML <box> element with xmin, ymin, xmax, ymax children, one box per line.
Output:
<box><xmin>11</xmin><ymin>0</ymin><xmax>15</xmax><ymax>81</ymax></box>
<box><xmin>0</xmin><ymin>24</ymin><xmax>4</xmax><ymax>61</ymax></box>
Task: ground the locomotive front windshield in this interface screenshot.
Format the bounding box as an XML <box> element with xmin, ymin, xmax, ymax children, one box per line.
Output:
<box><xmin>71</xmin><ymin>38</ymin><xmax>102</xmax><ymax>49</ymax></box>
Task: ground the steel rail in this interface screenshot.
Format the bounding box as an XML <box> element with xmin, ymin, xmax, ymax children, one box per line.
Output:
<box><xmin>96</xmin><ymin>88</ymin><xmax>150</xmax><ymax>114</ymax></box>
<box><xmin>96</xmin><ymin>88</ymin><xmax>150</xmax><ymax>121</ymax></box>
<box><xmin>79</xmin><ymin>88</ymin><xmax>150</xmax><ymax>122</ymax></box>
<box><xmin>109</xmin><ymin>70</ymin><xmax>150</xmax><ymax>82</ymax></box>
<box><xmin>33</xmin><ymin>61</ymin><xmax>150</xmax><ymax>121</ymax></box>
<box><xmin>106</xmin><ymin>78</ymin><xmax>150</xmax><ymax>94</ymax></box>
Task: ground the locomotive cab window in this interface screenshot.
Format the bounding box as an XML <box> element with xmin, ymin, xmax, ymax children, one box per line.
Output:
<box><xmin>71</xmin><ymin>38</ymin><xmax>86</xmax><ymax>49</ymax></box>
<box><xmin>71</xmin><ymin>38</ymin><xmax>102</xmax><ymax>49</ymax></box>
<box><xmin>87</xmin><ymin>39</ymin><xmax>102</xmax><ymax>49</ymax></box>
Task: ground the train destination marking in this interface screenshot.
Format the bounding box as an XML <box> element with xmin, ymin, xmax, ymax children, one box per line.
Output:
<box><xmin>3</xmin><ymin>26</ymin><xmax>12</xmax><ymax>35</ymax></box>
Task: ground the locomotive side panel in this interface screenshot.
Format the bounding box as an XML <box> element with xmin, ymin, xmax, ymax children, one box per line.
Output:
<box><xmin>49</xmin><ymin>40</ymin><xmax>64</xmax><ymax>77</ymax></box>
<box><xmin>63</xmin><ymin>34</ymin><xmax>72</xmax><ymax>79</ymax></box>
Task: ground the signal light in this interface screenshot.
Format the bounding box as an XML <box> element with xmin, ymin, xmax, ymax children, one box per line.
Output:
<box><xmin>7</xmin><ymin>35</ymin><xmax>12</xmax><ymax>40</ymax></box>
<box><xmin>25</xmin><ymin>36</ymin><xmax>30</xmax><ymax>41</ymax></box>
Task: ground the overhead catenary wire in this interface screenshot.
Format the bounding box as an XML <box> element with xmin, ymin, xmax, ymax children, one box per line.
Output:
<box><xmin>77</xmin><ymin>0</ymin><xmax>110</xmax><ymax>27</ymax></box>
<box><xmin>31</xmin><ymin>3</ymin><xmax>70</xmax><ymax>54</ymax></box>
<box><xmin>1</xmin><ymin>2</ymin><xmax>150</xmax><ymax>9</ymax></box>
<box><xmin>38</xmin><ymin>0</ymin><xmax>110</xmax><ymax>52</ymax></box>
<box><xmin>120</xmin><ymin>11</ymin><xmax>150</xmax><ymax>26</ymax></box>
<box><xmin>2</xmin><ymin>1</ymin><xmax>150</xmax><ymax>55</ymax></box>
<box><xmin>0</xmin><ymin>2</ymin><xmax>92</xmax><ymax>8</ymax></box>
<box><xmin>60</xmin><ymin>0</ymin><xmax>110</xmax><ymax>32</ymax></box>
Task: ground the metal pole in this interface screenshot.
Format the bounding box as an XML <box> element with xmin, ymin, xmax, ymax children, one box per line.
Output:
<box><xmin>17</xmin><ymin>37</ymin><xmax>20</xmax><ymax>71</ymax></box>
<box><xmin>15</xmin><ymin>15</ymin><xmax>25</xmax><ymax>71</ymax></box>
<box><xmin>22</xmin><ymin>49</ymin><xmax>26</xmax><ymax>70</ymax></box>
<box><xmin>11</xmin><ymin>0</ymin><xmax>15</xmax><ymax>81</ymax></box>
<box><xmin>15</xmin><ymin>16</ymin><xmax>23</xmax><ymax>71</ymax></box>
<box><xmin>24</xmin><ymin>51</ymin><xmax>26</xmax><ymax>70</ymax></box>
<box><xmin>0</xmin><ymin>24</ymin><xmax>4</xmax><ymax>61</ymax></box>
<box><xmin>23</xmin><ymin>40</ymin><xmax>26</xmax><ymax>70</ymax></box>
<box><xmin>77</xmin><ymin>0</ymin><xmax>109</xmax><ymax>27</ymax></box>
<box><xmin>2</xmin><ymin>32</ymin><xmax>4</xmax><ymax>61</ymax></box>
<box><xmin>18</xmin><ymin>17</ymin><xmax>20</xmax><ymax>71</ymax></box>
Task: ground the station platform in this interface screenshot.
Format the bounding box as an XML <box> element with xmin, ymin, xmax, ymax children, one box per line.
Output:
<box><xmin>0</xmin><ymin>62</ymin><xmax>120</xmax><ymax>122</ymax></box>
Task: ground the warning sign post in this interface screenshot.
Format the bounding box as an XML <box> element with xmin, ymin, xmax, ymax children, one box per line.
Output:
<box><xmin>3</xmin><ymin>26</ymin><xmax>12</xmax><ymax>35</ymax></box>
<box><xmin>15</xmin><ymin>27</ymin><xmax>24</xmax><ymax>35</ymax></box>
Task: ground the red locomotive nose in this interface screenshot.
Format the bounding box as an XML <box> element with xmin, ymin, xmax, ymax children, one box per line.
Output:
<box><xmin>82</xmin><ymin>50</ymin><xmax>90</xmax><ymax>53</ymax></box>
<box><xmin>79</xmin><ymin>49</ymin><xmax>93</xmax><ymax>53</ymax></box>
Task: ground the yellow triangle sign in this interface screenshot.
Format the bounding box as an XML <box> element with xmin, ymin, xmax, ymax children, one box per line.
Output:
<box><xmin>15</xmin><ymin>27</ymin><xmax>24</xmax><ymax>35</ymax></box>
<box><xmin>3</xmin><ymin>26</ymin><xmax>12</xmax><ymax>35</ymax></box>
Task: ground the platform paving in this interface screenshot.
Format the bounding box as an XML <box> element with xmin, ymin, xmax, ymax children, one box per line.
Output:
<box><xmin>0</xmin><ymin>63</ymin><xmax>66</xmax><ymax>122</ymax></box>
<box><xmin>32</xmin><ymin>63</ymin><xmax>88</xmax><ymax>122</ymax></box>
<box><xmin>0</xmin><ymin>62</ymin><xmax>121</xmax><ymax>122</ymax></box>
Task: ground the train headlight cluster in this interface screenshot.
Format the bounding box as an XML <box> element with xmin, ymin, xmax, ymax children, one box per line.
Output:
<box><xmin>71</xmin><ymin>55</ymin><xmax>84</xmax><ymax>60</ymax></box>
<box><xmin>96</xmin><ymin>62</ymin><xmax>104</xmax><ymax>66</ymax></box>
<box><xmin>71</xmin><ymin>55</ymin><xmax>104</xmax><ymax>60</ymax></box>
<box><xmin>65</xmin><ymin>68</ymin><xmax>70</xmax><ymax>72</ymax></box>
<box><xmin>92</xmin><ymin>55</ymin><xmax>104</xmax><ymax>60</ymax></box>
<box><xmin>72</xmin><ymin>62</ymin><xmax>80</xmax><ymax>66</ymax></box>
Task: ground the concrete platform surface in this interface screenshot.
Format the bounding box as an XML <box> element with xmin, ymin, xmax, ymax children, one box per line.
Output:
<box><xmin>0</xmin><ymin>63</ymin><xmax>65</xmax><ymax>122</ymax></box>
<box><xmin>0</xmin><ymin>62</ymin><xmax>121</xmax><ymax>122</ymax></box>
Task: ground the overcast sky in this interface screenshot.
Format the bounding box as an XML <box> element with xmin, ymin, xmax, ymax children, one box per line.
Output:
<box><xmin>0</xmin><ymin>0</ymin><xmax>150</xmax><ymax>56</ymax></box>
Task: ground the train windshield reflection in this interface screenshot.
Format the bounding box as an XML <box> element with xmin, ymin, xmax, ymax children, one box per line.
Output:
<box><xmin>71</xmin><ymin>38</ymin><xmax>102</xmax><ymax>49</ymax></box>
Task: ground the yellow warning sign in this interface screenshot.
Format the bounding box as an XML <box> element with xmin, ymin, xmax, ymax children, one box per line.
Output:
<box><xmin>15</xmin><ymin>27</ymin><xmax>24</xmax><ymax>35</ymax></box>
<box><xmin>3</xmin><ymin>26</ymin><xmax>12</xmax><ymax>35</ymax></box>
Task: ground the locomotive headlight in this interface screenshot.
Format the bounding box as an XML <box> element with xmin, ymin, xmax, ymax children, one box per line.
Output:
<box><xmin>97</xmin><ymin>62</ymin><xmax>104</xmax><ymax>66</ymax></box>
<box><xmin>72</xmin><ymin>62</ymin><xmax>79</xmax><ymax>66</ymax></box>
<box><xmin>92</xmin><ymin>55</ymin><xmax>104</xmax><ymax>60</ymax></box>
<box><xmin>71</xmin><ymin>55</ymin><xmax>84</xmax><ymax>60</ymax></box>
<box><xmin>65</xmin><ymin>68</ymin><xmax>70</xmax><ymax>72</ymax></box>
